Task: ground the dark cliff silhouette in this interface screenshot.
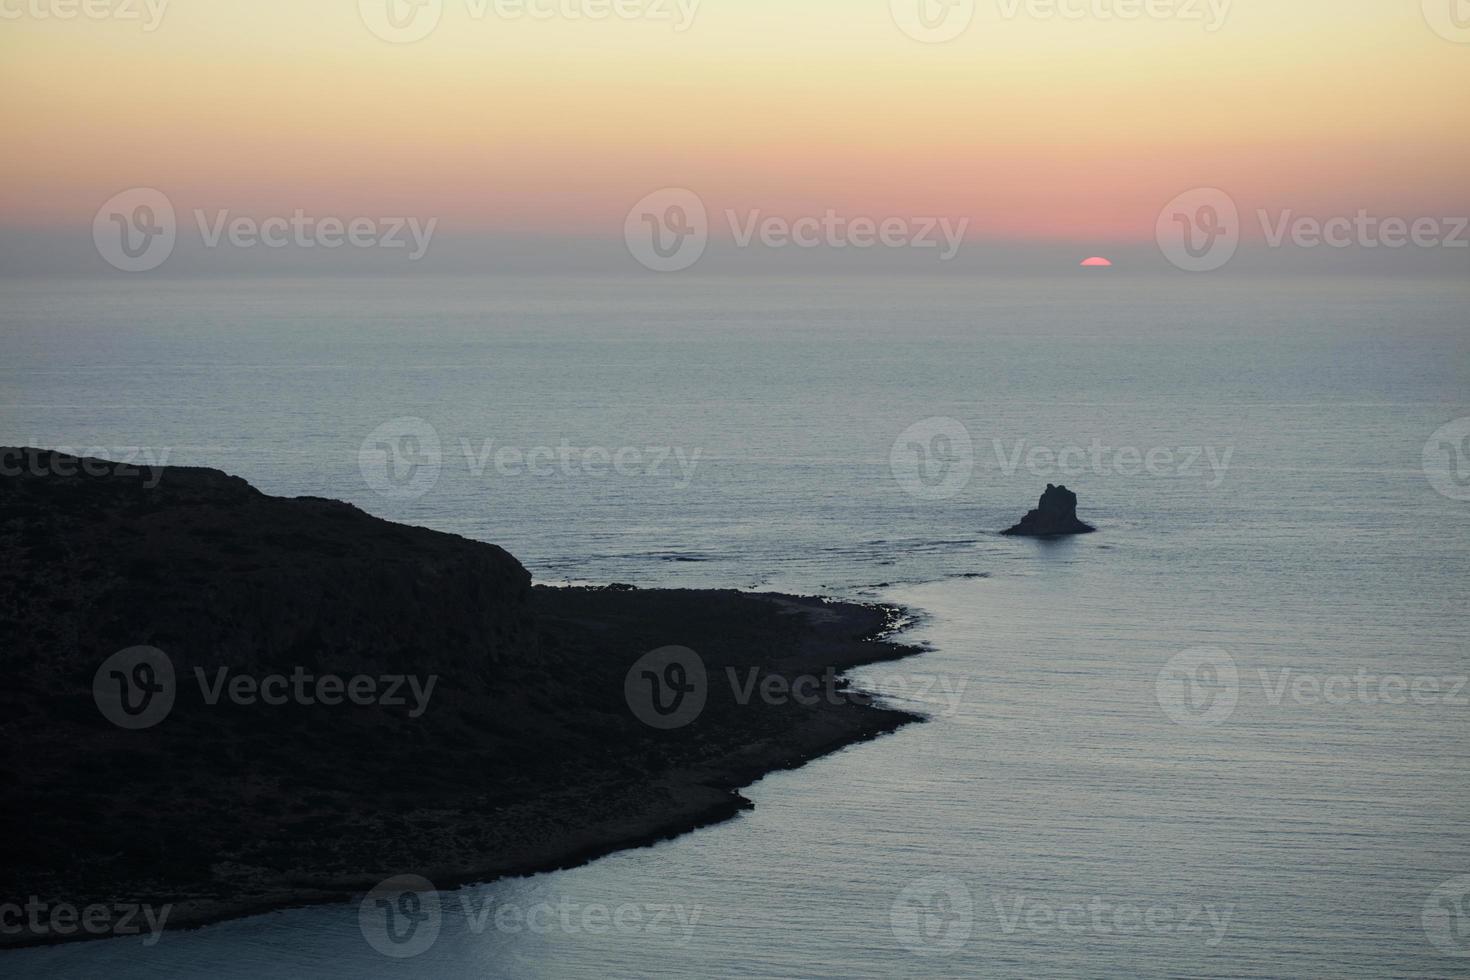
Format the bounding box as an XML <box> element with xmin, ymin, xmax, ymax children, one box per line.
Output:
<box><xmin>0</xmin><ymin>447</ymin><xmax>921</xmax><ymax>945</ymax></box>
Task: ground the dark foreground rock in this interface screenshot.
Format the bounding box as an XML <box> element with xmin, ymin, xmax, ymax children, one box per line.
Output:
<box><xmin>0</xmin><ymin>448</ymin><xmax>922</xmax><ymax>947</ymax></box>
<box><xmin>1001</xmin><ymin>484</ymin><xmax>1096</xmax><ymax>537</ymax></box>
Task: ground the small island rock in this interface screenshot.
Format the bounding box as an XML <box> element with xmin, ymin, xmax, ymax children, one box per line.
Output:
<box><xmin>1002</xmin><ymin>484</ymin><xmax>1096</xmax><ymax>537</ymax></box>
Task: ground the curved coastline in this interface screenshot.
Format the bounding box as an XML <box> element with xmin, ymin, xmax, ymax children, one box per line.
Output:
<box><xmin>0</xmin><ymin>449</ymin><xmax>930</xmax><ymax>948</ymax></box>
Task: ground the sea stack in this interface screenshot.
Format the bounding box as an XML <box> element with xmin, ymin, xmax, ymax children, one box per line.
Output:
<box><xmin>1002</xmin><ymin>484</ymin><xmax>1096</xmax><ymax>537</ymax></box>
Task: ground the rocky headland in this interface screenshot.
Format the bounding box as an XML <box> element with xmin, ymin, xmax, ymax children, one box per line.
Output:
<box><xmin>0</xmin><ymin>447</ymin><xmax>923</xmax><ymax>947</ymax></box>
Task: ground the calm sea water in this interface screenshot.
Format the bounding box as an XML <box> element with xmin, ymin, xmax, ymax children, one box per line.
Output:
<box><xmin>3</xmin><ymin>275</ymin><xmax>1467</xmax><ymax>978</ymax></box>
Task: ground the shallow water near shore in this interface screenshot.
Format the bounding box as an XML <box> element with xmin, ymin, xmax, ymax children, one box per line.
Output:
<box><xmin>2</xmin><ymin>275</ymin><xmax>1467</xmax><ymax>977</ymax></box>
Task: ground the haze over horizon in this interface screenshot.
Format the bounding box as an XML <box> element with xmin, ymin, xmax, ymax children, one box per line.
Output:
<box><xmin>3</xmin><ymin>0</ymin><xmax>1468</xmax><ymax>276</ymax></box>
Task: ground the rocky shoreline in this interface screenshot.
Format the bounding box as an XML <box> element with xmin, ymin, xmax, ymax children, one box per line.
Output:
<box><xmin>0</xmin><ymin>448</ymin><xmax>926</xmax><ymax>948</ymax></box>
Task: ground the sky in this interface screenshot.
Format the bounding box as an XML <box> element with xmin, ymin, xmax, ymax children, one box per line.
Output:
<box><xmin>1</xmin><ymin>0</ymin><xmax>1467</xmax><ymax>274</ymax></box>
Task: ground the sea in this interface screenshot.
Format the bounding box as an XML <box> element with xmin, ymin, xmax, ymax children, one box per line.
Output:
<box><xmin>2</xmin><ymin>274</ymin><xmax>1467</xmax><ymax>978</ymax></box>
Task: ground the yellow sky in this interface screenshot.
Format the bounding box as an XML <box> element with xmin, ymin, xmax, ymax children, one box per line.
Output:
<box><xmin>2</xmin><ymin>0</ymin><xmax>1466</xmax><ymax>243</ymax></box>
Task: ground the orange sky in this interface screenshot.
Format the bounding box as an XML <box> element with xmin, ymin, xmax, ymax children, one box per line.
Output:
<box><xmin>2</xmin><ymin>0</ymin><xmax>1467</xmax><ymax>245</ymax></box>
